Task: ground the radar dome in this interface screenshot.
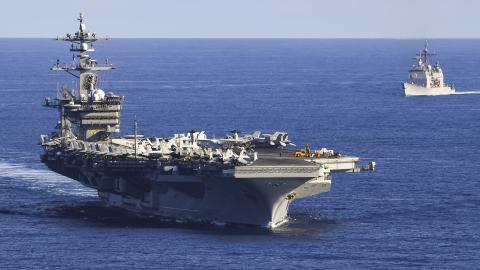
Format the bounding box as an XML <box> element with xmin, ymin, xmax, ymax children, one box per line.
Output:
<box><xmin>93</xmin><ymin>89</ymin><xmax>105</xmax><ymax>101</ymax></box>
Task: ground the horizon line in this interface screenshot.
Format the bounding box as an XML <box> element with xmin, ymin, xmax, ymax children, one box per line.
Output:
<box><xmin>2</xmin><ymin>36</ymin><xmax>480</xmax><ymax>40</ymax></box>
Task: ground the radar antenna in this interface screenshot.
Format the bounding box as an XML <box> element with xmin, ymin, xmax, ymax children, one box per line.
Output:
<box><xmin>416</xmin><ymin>40</ymin><xmax>435</xmax><ymax>66</ymax></box>
<box><xmin>52</xmin><ymin>13</ymin><xmax>114</xmax><ymax>82</ymax></box>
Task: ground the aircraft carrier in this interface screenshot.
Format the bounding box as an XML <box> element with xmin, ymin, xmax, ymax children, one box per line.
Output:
<box><xmin>40</xmin><ymin>14</ymin><xmax>375</xmax><ymax>229</ymax></box>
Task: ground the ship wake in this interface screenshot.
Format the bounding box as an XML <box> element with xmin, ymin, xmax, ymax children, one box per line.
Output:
<box><xmin>452</xmin><ymin>91</ymin><xmax>480</xmax><ymax>95</ymax></box>
<box><xmin>0</xmin><ymin>161</ymin><xmax>96</xmax><ymax>197</ymax></box>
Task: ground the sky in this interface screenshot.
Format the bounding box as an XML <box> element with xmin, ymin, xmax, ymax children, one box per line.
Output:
<box><xmin>1</xmin><ymin>0</ymin><xmax>479</xmax><ymax>38</ymax></box>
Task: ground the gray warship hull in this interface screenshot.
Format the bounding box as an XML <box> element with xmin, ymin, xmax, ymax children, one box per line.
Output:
<box><xmin>403</xmin><ymin>83</ymin><xmax>455</xmax><ymax>96</ymax></box>
<box><xmin>42</xmin><ymin>148</ymin><xmax>337</xmax><ymax>228</ymax></box>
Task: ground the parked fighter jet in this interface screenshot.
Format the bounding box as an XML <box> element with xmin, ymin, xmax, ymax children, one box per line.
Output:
<box><xmin>245</xmin><ymin>131</ymin><xmax>294</xmax><ymax>148</ymax></box>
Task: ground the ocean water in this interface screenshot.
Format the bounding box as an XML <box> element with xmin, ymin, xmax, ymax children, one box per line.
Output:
<box><xmin>0</xmin><ymin>39</ymin><xmax>479</xmax><ymax>269</ymax></box>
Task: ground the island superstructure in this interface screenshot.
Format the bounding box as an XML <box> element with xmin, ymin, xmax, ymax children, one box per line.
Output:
<box><xmin>40</xmin><ymin>14</ymin><xmax>374</xmax><ymax>229</ymax></box>
<box><xmin>403</xmin><ymin>41</ymin><xmax>455</xmax><ymax>96</ymax></box>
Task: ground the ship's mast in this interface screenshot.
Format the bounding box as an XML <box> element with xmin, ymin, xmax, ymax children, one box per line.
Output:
<box><xmin>134</xmin><ymin>118</ymin><xmax>138</xmax><ymax>159</ymax></box>
<box><xmin>52</xmin><ymin>13</ymin><xmax>114</xmax><ymax>97</ymax></box>
<box><xmin>417</xmin><ymin>40</ymin><xmax>435</xmax><ymax>67</ymax></box>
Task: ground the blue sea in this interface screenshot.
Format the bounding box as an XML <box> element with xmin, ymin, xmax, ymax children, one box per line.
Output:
<box><xmin>0</xmin><ymin>39</ymin><xmax>479</xmax><ymax>269</ymax></box>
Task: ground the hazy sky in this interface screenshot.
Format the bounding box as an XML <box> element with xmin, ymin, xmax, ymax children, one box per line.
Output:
<box><xmin>1</xmin><ymin>0</ymin><xmax>479</xmax><ymax>38</ymax></box>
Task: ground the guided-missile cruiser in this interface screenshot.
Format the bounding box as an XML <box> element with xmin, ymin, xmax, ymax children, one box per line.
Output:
<box><xmin>40</xmin><ymin>14</ymin><xmax>374</xmax><ymax>229</ymax></box>
<box><xmin>403</xmin><ymin>41</ymin><xmax>455</xmax><ymax>96</ymax></box>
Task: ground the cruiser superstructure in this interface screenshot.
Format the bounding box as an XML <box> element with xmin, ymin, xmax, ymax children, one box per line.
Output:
<box><xmin>403</xmin><ymin>41</ymin><xmax>455</xmax><ymax>96</ymax></box>
<box><xmin>40</xmin><ymin>14</ymin><xmax>374</xmax><ymax>229</ymax></box>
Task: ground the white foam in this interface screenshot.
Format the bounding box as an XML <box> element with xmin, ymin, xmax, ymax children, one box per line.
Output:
<box><xmin>0</xmin><ymin>162</ymin><xmax>96</xmax><ymax>197</ymax></box>
<box><xmin>452</xmin><ymin>91</ymin><xmax>480</xmax><ymax>95</ymax></box>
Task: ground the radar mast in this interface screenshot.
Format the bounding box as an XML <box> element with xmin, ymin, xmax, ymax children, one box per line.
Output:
<box><xmin>416</xmin><ymin>40</ymin><xmax>435</xmax><ymax>67</ymax></box>
<box><xmin>52</xmin><ymin>13</ymin><xmax>114</xmax><ymax>98</ymax></box>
